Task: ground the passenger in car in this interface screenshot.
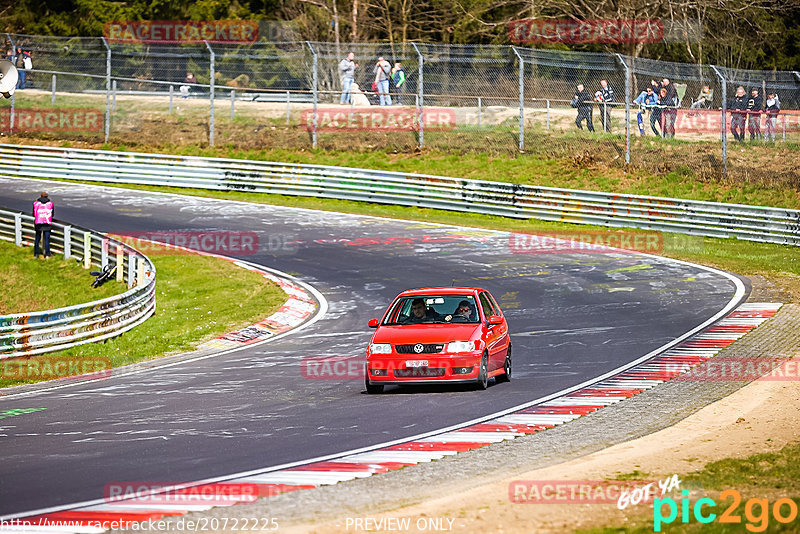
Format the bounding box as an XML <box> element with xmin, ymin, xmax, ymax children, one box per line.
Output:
<box><xmin>404</xmin><ymin>297</ymin><xmax>442</xmax><ymax>323</ymax></box>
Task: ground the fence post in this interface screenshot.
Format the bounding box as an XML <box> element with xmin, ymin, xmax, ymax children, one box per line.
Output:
<box><xmin>63</xmin><ymin>225</ymin><xmax>71</xmax><ymax>259</ymax></box>
<box><xmin>230</xmin><ymin>89</ymin><xmax>235</xmax><ymax>121</ymax></box>
<box><xmin>7</xmin><ymin>34</ymin><xmax>15</xmax><ymax>133</ymax></box>
<box><xmin>128</xmin><ymin>255</ymin><xmax>136</xmax><ymax>288</ymax></box>
<box><xmin>711</xmin><ymin>65</ymin><xmax>727</xmax><ymax>179</ymax></box>
<box><xmin>169</xmin><ymin>85</ymin><xmax>173</xmax><ymax>114</ymax></box>
<box><xmin>14</xmin><ymin>213</ymin><xmax>22</xmax><ymax>246</ymax></box>
<box><xmin>101</xmin><ymin>237</ymin><xmax>108</xmax><ymax>268</ymax></box>
<box><xmin>116</xmin><ymin>244</ymin><xmax>124</xmax><ymax>282</ymax></box>
<box><xmin>204</xmin><ymin>40</ymin><xmax>215</xmax><ymax>147</ymax></box>
<box><xmin>51</xmin><ymin>74</ymin><xmax>56</xmax><ymax>105</ymax></box>
<box><xmin>511</xmin><ymin>47</ymin><xmax>525</xmax><ymax>152</ymax></box>
<box><xmin>102</xmin><ymin>37</ymin><xmax>111</xmax><ymax>143</ymax></box>
<box><xmin>546</xmin><ymin>99</ymin><xmax>550</xmax><ymax>130</ymax></box>
<box><xmin>411</xmin><ymin>42</ymin><xmax>424</xmax><ymax>148</ymax></box>
<box><xmin>615</xmin><ymin>54</ymin><xmax>631</xmax><ymax>164</ymax></box>
<box><xmin>305</xmin><ymin>42</ymin><xmax>318</xmax><ymax>149</ymax></box>
<box><xmin>83</xmin><ymin>231</ymin><xmax>92</xmax><ymax>269</ymax></box>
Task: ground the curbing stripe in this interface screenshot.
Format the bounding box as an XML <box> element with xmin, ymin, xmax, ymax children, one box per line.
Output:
<box><xmin>2</xmin><ymin>302</ymin><xmax>782</xmax><ymax>533</ymax></box>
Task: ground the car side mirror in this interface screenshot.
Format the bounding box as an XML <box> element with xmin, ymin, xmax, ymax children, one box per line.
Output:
<box><xmin>368</xmin><ymin>318</ymin><xmax>380</xmax><ymax>328</ymax></box>
<box><xmin>487</xmin><ymin>315</ymin><xmax>503</xmax><ymax>326</ymax></box>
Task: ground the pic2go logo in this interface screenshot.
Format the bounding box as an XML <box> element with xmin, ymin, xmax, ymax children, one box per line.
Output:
<box><xmin>654</xmin><ymin>489</ymin><xmax>799</xmax><ymax>532</ymax></box>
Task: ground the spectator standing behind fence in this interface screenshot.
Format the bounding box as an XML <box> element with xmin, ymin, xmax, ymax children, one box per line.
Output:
<box><xmin>634</xmin><ymin>86</ymin><xmax>658</xmax><ymax>136</ymax></box>
<box><xmin>374</xmin><ymin>56</ymin><xmax>392</xmax><ymax>106</ymax></box>
<box><xmin>16</xmin><ymin>47</ymin><xmax>32</xmax><ymax>89</ymax></box>
<box><xmin>33</xmin><ymin>192</ymin><xmax>53</xmax><ymax>259</ymax></box>
<box><xmin>747</xmin><ymin>87</ymin><xmax>763</xmax><ymax>141</ymax></box>
<box><xmin>596</xmin><ymin>79</ymin><xmax>615</xmax><ymax>132</ymax></box>
<box><xmin>764</xmin><ymin>91</ymin><xmax>780</xmax><ymax>142</ymax></box>
<box><xmin>659</xmin><ymin>78</ymin><xmax>678</xmax><ymax>138</ymax></box>
<box><xmin>728</xmin><ymin>86</ymin><xmax>748</xmax><ymax>142</ymax></box>
<box><xmin>391</xmin><ymin>62</ymin><xmax>405</xmax><ymax>105</ymax></box>
<box><xmin>571</xmin><ymin>84</ymin><xmax>594</xmax><ymax>132</ymax></box>
<box><xmin>339</xmin><ymin>52</ymin><xmax>357</xmax><ymax>104</ymax></box>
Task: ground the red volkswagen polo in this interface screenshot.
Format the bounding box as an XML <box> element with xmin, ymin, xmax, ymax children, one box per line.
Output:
<box><xmin>365</xmin><ymin>287</ymin><xmax>512</xmax><ymax>393</ymax></box>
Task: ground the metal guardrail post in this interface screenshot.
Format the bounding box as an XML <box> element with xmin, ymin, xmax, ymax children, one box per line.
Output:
<box><xmin>230</xmin><ymin>89</ymin><xmax>235</xmax><ymax>121</ymax></box>
<box><xmin>128</xmin><ymin>254</ymin><xmax>136</xmax><ymax>288</ymax></box>
<box><xmin>83</xmin><ymin>231</ymin><xmax>91</xmax><ymax>269</ymax></box>
<box><xmin>101</xmin><ymin>237</ymin><xmax>108</xmax><ymax>268</ymax></box>
<box><xmin>102</xmin><ymin>37</ymin><xmax>111</xmax><ymax>142</ymax></box>
<box><xmin>169</xmin><ymin>85</ymin><xmax>173</xmax><ymax>114</ymax></box>
<box><xmin>51</xmin><ymin>74</ymin><xmax>56</xmax><ymax>105</ymax></box>
<box><xmin>306</xmin><ymin>41</ymin><xmax>318</xmax><ymax>149</ymax></box>
<box><xmin>63</xmin><ymin>225</ymin><xmax>71</xmax><ymax>259</ymax></box>
<box><xmin>204</xmin><ymin>41</ymin><xmax>215</xmax><ymax>147</ymax></box>
<box><xmin>512</xmin><ymin>46</ymin><xmax>524</xmax><ymax>152</ymax></box>
<box><xmin>116</xmin><ymin>245</ymin><xmax>124</xmax><ymax>282</ymax></box>
<box><xmin>615</xmin><ymin>54</ymin><xmax>631</xmax><ymax>164</ymax></box>
<box><xmin>711</xmin><ymin>65</ymin><xmax>727</xmax><ymax>179</ymax></box>
<box><xmin>137</xmin><ymin>257</ymin><xmax>145</xmax><ymax>287</ymax></box>
<box><xmin>411</xmin><ymin>42</ymin><xmax>424</xmax><ymax>148</ymax></box>
<box><xmin>14</xmin><ymin>213</ymin><xmax>22</xmax><ymax>246</ymax></box>
<box><xmin>112</xmin><ymin>80</ymin><xmax>117</xmax><ymax>111</ymax></box>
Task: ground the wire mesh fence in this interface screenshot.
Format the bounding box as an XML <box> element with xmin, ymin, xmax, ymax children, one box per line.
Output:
<box><xmin>2</xmin><ymin>34</ymin><xmax>800</xmax><ymax>185</ymax></box>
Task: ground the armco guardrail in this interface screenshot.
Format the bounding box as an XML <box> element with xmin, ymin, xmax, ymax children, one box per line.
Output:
<box><xmin>0</xmin><ymin>207</ymin><xmax>156</xmax><ymax>358</ymax></box>
<box><xmin>1</xmin><ymin>144</ymin><xmax>798</xmax><ymax>246</ymax></box>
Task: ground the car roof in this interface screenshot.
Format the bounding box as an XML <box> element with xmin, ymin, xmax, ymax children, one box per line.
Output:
<box><xmin>397</xmin><ymin>287</ymin><xmax>484</xmax><ymax>297</ymax></box>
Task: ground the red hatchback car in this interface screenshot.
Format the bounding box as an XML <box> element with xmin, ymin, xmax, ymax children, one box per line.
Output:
<box><xmin>365</xmin><ymin>287</ymin><xmax>512</xmax><ymax>393</ymax></box>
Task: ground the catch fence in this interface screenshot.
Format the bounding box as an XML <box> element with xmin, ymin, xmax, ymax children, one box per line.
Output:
<box><xmin>3</xmin><ymin>34</ymin><xmax>800</xmax><ymax>183</ymax></box>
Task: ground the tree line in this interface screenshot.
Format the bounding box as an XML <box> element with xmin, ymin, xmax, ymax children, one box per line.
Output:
<box><xmin>3</xmin><ymin>0</ymin><xmax>799</xmax><ymax>71</ymax></box>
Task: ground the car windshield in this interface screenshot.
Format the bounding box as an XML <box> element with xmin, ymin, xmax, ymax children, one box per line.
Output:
<box><xmin>383</xmin><ymin>295</ymin><xmax>480</xmax><ymax>325</ymax></box>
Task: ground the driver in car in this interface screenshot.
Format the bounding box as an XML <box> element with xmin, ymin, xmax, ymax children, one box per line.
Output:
<box><xmin>453</xmin><ymin>300</ymin><xmax>475</xmax><ymax>321</ymax></box>
<box><xmin>404</xmin><ymin>297</ymin><xmax>442</xmax><ymax>323</ymax></box>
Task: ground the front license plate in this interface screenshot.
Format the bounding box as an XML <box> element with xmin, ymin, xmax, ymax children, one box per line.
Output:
<box><xmin>405</xmin><ymin>360</ymin><xmax>428</xmax><ymax>368</ymax></box>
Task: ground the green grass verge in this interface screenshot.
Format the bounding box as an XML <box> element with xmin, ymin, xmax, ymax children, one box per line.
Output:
<box><xmin>578</xmin><ymin>442</ymin><xmax>800</xmax><ymax>533</ymax></box>
<box><xmin>1</xmin><ymin>248</ymin><xmax>287</xmax><ymax>388</ymax></box>
<box><xmin>0</xmin><ymin>239</ymin><xmax>127</xmax><ymax>314</ymax></box>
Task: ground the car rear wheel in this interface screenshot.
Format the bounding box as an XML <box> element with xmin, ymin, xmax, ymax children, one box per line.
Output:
<box><xmin>476</xmin><ymin>353</ymin><xmax>489</xmax><ymax>390</ymax></box>
<box><xmin>496</xmin><ymin>346</ymin><xmax>511</xmax><ymax>383</ymax></box>
<box><xmin>365</xmin><ymin>375</ymin><xmax>384</xmax><ymax>394</ymax></box>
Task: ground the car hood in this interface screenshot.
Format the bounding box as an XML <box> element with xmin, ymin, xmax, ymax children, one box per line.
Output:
<box><xmin>372</xmin><ymin>324</ymin><xmax>481</xmax><ymax>344</ymax></box>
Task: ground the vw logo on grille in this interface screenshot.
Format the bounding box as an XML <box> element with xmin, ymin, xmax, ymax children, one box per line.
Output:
<box><xmin>413</xmin><ymin>343</ymin><xmax>425</xmax><ymax>353</ymax></box>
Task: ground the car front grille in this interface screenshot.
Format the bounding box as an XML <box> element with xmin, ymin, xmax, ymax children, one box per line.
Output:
<box><xmin>394</xmin><ymin>367</ymin><xmax>446</xmax><ymax>378</ymax></box>
<box><xmin>395</xmin><ymin>343</ymin><xmax>444</xmax><ymax>354</ymax></box>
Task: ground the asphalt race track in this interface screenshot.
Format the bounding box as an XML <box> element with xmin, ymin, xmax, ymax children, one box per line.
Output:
<box><xmin>0</xmin><ymin>177</ymin><xmax>747</xmax><ymax>518</ymax></box>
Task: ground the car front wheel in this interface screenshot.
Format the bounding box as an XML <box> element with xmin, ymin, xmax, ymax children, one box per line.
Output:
<box><xmin>476</xmin><ymin>353</ymin><xmax>489</xmax><ymax>390</ymax></box>
<box><xmin>365</xmin><ymin>374</ymin><xmax>384</xmax><ymax>394</ymax></box>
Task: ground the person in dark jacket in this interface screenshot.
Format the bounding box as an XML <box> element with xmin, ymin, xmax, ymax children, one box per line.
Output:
<box><xmin>32</xmin><ymin>192</ymin><xmax>54</xmax><ymax>258</ymax></box>
<box><xmin>659</xmin><ymin>78</ymin><xmax>679</xmax><ymax>138</ymax></box>
<box><xmin>764</xmin><ymin>91</ymin><xmax>780</xmax><ymax>142</ymax></box>
<box><xmin>572</xmin><ymin>84</ymin><xmax>594</xmax><ymax>132</ymax></box>
<box><xmin>597</xmin><ymin>79</ymin><xmax>615</xmax><ymax>132</ymax></box>
<box><xmin>728</xmin><ymin>86</ymin><xmax>747</xmax><ymax>142</ymax></box>
<box><xmin>747</xmin><ymin>87</ymin><xmax>763</xmax><ymax>141</ymax></box>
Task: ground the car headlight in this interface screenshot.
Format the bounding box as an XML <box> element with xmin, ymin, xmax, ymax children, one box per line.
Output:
<box><xmin>370</xmin><ymin>343</ymin><xmax>392</xmax><ymax>354</ymax></box>
<box><xmin>447</xmin><ymin>341</ymin><xmax>474</xmax><ymax>353</ymax></box>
